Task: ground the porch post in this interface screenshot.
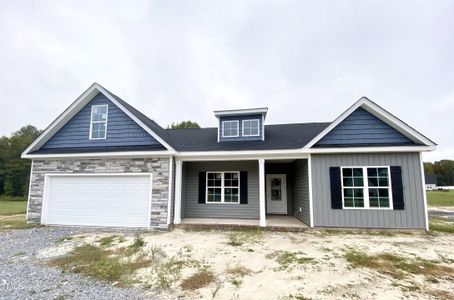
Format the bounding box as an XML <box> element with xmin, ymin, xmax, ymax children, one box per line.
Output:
<box><xmin>174</xmin><ymin>159</ymin><xmax>183</xmax><ymax>224</ymax></box>
<box><xmin>258</xmin><ymin>158</ymin><xmax>266</xmax><ymax>227</ymax></box>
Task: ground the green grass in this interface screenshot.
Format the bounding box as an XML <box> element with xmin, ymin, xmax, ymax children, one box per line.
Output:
<box><xmin>0</xmin><ymin>214</ymin><xmax>36</xmax><ymax>230</ymax></box>
<box><xmin>429</xmin><ymin>217</ymin><xmax>454</xmax><ymax>234</ymax></box>
<box><xmin>266</xmin><ymin>250</ymin><xmax>315</xmax><ymax>271</ymax></box>
<box><xmin>0</xmin><ymin>199</ymin><xmax>27</xmax><ymax>215</ymax></box>
<box><xmin>49</xmin><ymin>244</ymin><xmax>152</xmax><ymax>286</ymax></box>
<box><xmin>427</xmin><ymin>191</ymin><xmax>454</xmax><ymax>206</ymax></box>
<box><xmin>344</xmin><ymin>249</ymin><xmax>454</xmax><ymax>279</ymax></box>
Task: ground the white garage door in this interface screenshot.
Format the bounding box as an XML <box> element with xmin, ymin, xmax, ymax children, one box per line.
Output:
<box><xmin>42</xmin><ymin>174</ymin><xmax>151</xmax><ymax>228</ymax></box>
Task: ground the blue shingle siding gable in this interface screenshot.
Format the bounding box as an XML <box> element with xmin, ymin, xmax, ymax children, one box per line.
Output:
<box><xmin>40</xmin><ymin>93</ymin><xmax>163</xmax><ymax>150</ymax></box>
<box><xmin>315</xmin><ymin>107</ymin><xmax>416</xmax><ymax>147</ymax></box>
<box><xmin>218</xmin><ymin>114</ymin><xmax>263</xmax><ymax>142</ymax></box>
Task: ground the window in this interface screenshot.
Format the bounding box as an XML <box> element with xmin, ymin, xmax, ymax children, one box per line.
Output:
<box><xmin>206</xmin><ymin>171</ymin><xmax>239</xmax><ymax>203</ymax></box>
<box><xmin>222</xmin><ymin>121</ymin><xmax>239</xmax><ymax>137</ymax></box>
<box><xmin>341</xmin><ymin>166</ymin><xmax>392</xmax><ymax>209</ymax></box>
<box><xmin>242</xmin><ymin>119</ymin><xmax>260</xmax><ymax>136</ymax></box>
<box><xmin>90</xmin><ymin>105</ymin><xmax>108</xmax><ymax>139</ymax></box>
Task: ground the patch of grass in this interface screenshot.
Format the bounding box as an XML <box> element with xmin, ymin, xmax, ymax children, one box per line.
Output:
<box><xmin>427</xmin><ymin>191</ymin><xmax>454</xmax><ymax>206</ymax></box>
<box><xmin>225</xmin><ymin>265</ymin><xmax>253</xmax><ymax>277</ymax></box>
<box><xmin>429</xmin><ymin>218</ymin><xmax>454</xmax><ymax>234</ymax></box>
<box><xmin>227</xmin><ymin>228</ymin><xmax>263</xmax><ymax>247</ymax></box>
<box><xmin>344</xmin><ymin>249</ymin><xmax>454</xmax><ymax>279</ymax></box>
<box><xmin>266</xmin><ymin>250</ymin><xmax>315</xmax><ymax>271</ymax></box>
<box><xmin>48</xmin><ymin>244</ymin><xmax>151</xmax><ymax>286</ymax></box>
<box><xmin>181</xmin><ymin>269</ymin><xmax>216</xmax><ymax>290</ymax></box>
<box><xmin>119</xmin><ymin>233</ymin><xmax>146</xmax><ymax>256</ymax></box>
<box><xmin>229</xmin><ymin>278</ymin><xmax>242</xmax><ymax>287</ymax></box>
<box><xmin>97</xmin><ymin>235</ymin><xmax>118</xmax><ymax>247</ymax></box>
<box><xmin>56</xmin><ymin>236</ymin><xmax>73</xmax><ymax>244</ymax></box>
<box><xmin>0</xmin><ymin>214</ymin><xmax>37</xmax><ymax>230</ymax></box>
<box><xmin>0</xmin><ymin>200</ymin><xmax>27</xmax><ymax>215</ymax></box>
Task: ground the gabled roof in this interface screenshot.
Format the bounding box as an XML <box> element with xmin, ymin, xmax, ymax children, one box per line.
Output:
<box><xmin>165</xmin><ymin>123</ymin><xmax>330</xmax><ymax>151</ymax></box>
<box><xmin>304</xmin><ymin>97</ymin><xmax>437</xmax><ymax>149</ymax></box>
<box><xmin>22</xmin><ymin>83</ymin><xmax>174</xmax><ymax>157</ymax></box>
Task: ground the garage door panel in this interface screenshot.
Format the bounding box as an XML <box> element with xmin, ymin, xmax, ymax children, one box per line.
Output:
<box><xmin>44</xmin><ymin>175</ymin><xmax>151</xmax><ymax>228</ymax></box>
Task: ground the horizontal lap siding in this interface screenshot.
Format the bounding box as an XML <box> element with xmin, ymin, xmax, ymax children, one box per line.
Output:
<box><xmin>42</xmin><ymin>93</ymin><xmax>161</xmax><ymax>149</ymax></box>
<box><xmin>292</xmin><ymin>159</ymin><xmax>310</xmax><ymax>225</ymax></box>
<box><xmin>316</xmin><ymin>107</ymin><xmax>414</xmax><ymax>146</ymax></box>
<box><xmin>311</xmin><ymin>153</ymin><xmax>425</xmax><ymax>229</ymax></box>
<box><xmin>182</xmin><ymin>161</ymin><xmax>259</xmax><ymax>219</ymax></box>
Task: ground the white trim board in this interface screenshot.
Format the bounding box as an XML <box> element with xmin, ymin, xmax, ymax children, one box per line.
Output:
<box><xmin>22</xmin><ymin>83</ymin><xmax>174</xmax><ymax>157</ymax></box>
<box><xmin>304</xmin><ymin>97</ymin><xmax>436</xmax><ymax>149</ymax></box>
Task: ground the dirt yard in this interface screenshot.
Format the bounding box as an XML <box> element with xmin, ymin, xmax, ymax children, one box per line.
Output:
<box><xmin>36</xmin><ymin>228</ymin><xmax>454</xmax><ymax>300</ymax></box>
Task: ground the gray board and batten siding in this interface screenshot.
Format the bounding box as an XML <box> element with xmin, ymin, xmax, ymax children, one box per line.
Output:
<box><xmin>181</xmin><ymin>161</ymin><xmax>260</xmax><ymax>219</ymax></box>
<box><xmin>41</xmin><ymin>93</ymin><xmax>163</xmax><ymax>150</ymax></box>
<box><xmin>292</xmin><ymin>159</ymin><xmax>310</xmax><ymax>225</ymax></box>
<box><xmin>315</xmin><ymin>107</ymin><xmax>416</xmax><ymax>147</ymax></box>
<box><xmin>311</xmin><ymin>152</ymin><xmax>425</xmax><ymax>229</ymax></box>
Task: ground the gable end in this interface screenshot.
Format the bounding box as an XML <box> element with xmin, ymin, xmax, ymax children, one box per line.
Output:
<box><xmin>38</xmin><ymin>93</ymin><xmax>165</xmax><ymax>152</ymax></box>
<box><xmin>314</xmin><ymin>107</ymin><xmax>418</xmax><ymax>147</ymax></box>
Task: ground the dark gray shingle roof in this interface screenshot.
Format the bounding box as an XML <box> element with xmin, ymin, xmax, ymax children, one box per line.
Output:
<box><xmin>164</xmin><ymin>123</ymin><xmax>331</xmax><ymax>151</ymax></box>
<box><xmin>105</xmin><ymin>87</ymin><xmax>331</xmax><ymax>152</ymax></box>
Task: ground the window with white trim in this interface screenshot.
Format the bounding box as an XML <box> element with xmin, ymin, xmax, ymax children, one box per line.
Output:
<box><xmin>341</xmin><ymin>166</ymin><xmax>392</xmax><ymax>209</ymax></box>
<box><xmin>242</xmin><ymin>119</ymin><xmax>260</xmax><ymax>136</ymax></box>
<box><xmin>90</xmin><ymin>105</ymin><xmax>108</xmax><ymax>139</ymax></box>
<box><xmin>222</xmin><ymin>121</ymin><xmax>239</xmax><ymax>137</ymax></box>
<box><xmin>206</xmin><ymin>171</ymin><xmax>239</xmax><ymax>203</ymax></box>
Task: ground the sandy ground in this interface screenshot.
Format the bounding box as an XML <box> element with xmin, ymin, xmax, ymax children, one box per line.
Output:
<box><xmin>37</xmin><ymin>228</ymin><xmax>454</xmax><ymax>300</ymax></box>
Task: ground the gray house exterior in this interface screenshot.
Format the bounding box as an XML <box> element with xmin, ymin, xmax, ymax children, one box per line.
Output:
<box><xmin>22</xmin><ymin>83</ymin><xmax>436</xmax><ymax>231</ymax></box>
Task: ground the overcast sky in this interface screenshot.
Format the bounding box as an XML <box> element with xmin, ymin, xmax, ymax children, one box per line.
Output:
<box><xmin>0</xmin><ymin>1</ymin><xmax>452</xmax><ymax>161</ymax></box>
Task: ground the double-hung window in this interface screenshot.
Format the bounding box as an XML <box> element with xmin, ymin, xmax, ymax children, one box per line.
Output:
<box><xmin>90</xmin><ymin>105</ymin><xmax>108</xmax><ymax>139</ymax></box>
<box><xmin>222</xmin><ymin>121</ymin><xmax>239</xmax><ymax>137</ymax></box>
<box><xmin>242</xmin><ymin>119</ymin><xmax>260</xmax><ymax>136</ymax></box>
<box><xmin>341</xmin><ymin>166</ymin><xmax>392</xmax><ymax>209</ymax></box>
<box><xmin>206</xmin><ymin>171</ymin><xmax>240</xmax><ymax>203</ymax></box>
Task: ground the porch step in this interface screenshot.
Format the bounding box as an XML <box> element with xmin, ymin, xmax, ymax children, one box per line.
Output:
<box><xmin>174</xmin><ymin>223</ymin><xmax>308</xmax><ymax>232</ymax></box>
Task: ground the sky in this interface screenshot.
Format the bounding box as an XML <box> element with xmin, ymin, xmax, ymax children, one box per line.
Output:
<box><xmin>0</xmin><ymin>0</ymin><xmax>452</xmax><ymax>161</ymax></box>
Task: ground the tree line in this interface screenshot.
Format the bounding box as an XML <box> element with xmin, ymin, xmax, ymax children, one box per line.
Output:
<box><xmin>424</xmin><ymin>160</ymin><xmax>454</xmax><ymax>186</ymax></box>
<box><xmin>0</xmin><ymin>125</ymin><xmax>41</xmax><ymax>198</ymax></box>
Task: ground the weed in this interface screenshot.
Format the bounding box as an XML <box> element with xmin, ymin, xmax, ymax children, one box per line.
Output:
<box><xmin>225</xmin><ymin>265</ymin><xmax>252</xmax><ymax>277</ymax></box>
<box><xmin>181</xmin><ymin>269</ymin><xmax>216</xmax><ymax>290</ymax></box>
<box><xmin>97</xmin><ymin>236</ymin><xmax>118</xmax><ymax>247</ymax></box>
<box><xmin>230</xmin><ymin>278</ymin><xmax>242</xmax><ymax>287</ymax></box>
<box><xmin>429</xmin><ymin>221</ymin><xmax>454</xmax><ymax>234</ymax></box>
<box><xmin>266</xmin><ymin>250</ymin><xmax>315</xmax><ymax>271</ymax></box>
<box><xmin>56</xmin><ymin>237</ymin><xmax>73</xmax><ymax>244</ymax></box>
<box><xmin>344</xmin><ymin>249</ymin><xmax>454</xmax><ymax>279</ymax></box>
<box><xmin>227</xmin><ymin>229</ymin><xmax>263</xmax><ymax>247</ymax></box>
<box><xmin>48</xmin><ymin>244</ymin><xmax>151</xmax><ymax>286</ymax></box>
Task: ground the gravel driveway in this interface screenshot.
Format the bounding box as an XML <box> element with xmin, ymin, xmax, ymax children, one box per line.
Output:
<box><xmin>0</xmin><ymin>227</ymin><xmax>151</xmax><ymax>300</ymax></box>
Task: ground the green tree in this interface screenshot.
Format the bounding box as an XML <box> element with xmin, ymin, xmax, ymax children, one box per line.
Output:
<box><xmin>0</xmin><ymin>125</ymin><xmax>41</xmax><ymax>197</ymax></box>
<box><xmin>167</xmin><ymin>121</ymin><xmax>200</xmax><ymax>129</ymax></box>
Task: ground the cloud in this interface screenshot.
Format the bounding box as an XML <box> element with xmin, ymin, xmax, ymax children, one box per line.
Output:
<box><xmin>0</xmin><ymin>0</ymin><xmax>452</xmax><ymax>161</ymax></box>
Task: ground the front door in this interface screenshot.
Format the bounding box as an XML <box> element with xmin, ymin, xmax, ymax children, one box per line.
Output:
<box><xmin>266</xmin><ymin>174</ymin><xmax>287</xmax><ymax>214</ymax></box>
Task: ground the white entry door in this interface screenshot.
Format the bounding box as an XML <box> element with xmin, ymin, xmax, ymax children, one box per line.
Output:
<box><xmin>266</xmin><ymin>174</ymin><xmax>287</xmax><ymax>214</ymax></box>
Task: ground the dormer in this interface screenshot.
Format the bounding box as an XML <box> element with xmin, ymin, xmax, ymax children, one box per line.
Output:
<box><xmin>214</xmin><ymin>107</ymin><xmax>268</xmax><ymax>142</ymax></box>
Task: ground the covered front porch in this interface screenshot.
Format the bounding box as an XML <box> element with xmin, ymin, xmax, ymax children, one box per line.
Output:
<box><xmin>173</xmin><ymin>157</ymin><xmax>312</xmax><ymax>229</ymax></box>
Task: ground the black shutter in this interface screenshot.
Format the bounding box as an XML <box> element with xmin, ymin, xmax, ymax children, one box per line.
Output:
<box><xmin>198</xmin><ymin>172</ymin><xmax>206</xmax><ymax>204</ymax></box>
<box><xmin>390</xmin><ymin>166</ymin><xmax>404</xmax><ymax>210</ymax></box>
<box><xmin>240</xmin><ymin>171</ymin><xmax>248</xmax><ymax>204</ymax></box>
<box><xmin>330</xmin><ymin>167</ymin><xmax>342</xmax><ymax>209</ymax></box>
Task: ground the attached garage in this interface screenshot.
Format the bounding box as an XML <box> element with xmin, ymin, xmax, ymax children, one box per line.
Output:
<box><xmin>41</xmin><ymin>174</ymin><xmax>152</xmax><ymax>228</ymax></box>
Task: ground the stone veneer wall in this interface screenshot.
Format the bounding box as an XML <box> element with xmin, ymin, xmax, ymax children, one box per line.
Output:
<box><xmin>27</xmin><ymin>158</ymin><xmax>170</xmax><ymax>230</ymax></box>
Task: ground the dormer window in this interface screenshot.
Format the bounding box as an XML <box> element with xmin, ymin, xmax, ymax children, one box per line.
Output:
<box><xmin>242</xmin><ymin>119</ymin><xmax>260</xmax><ymax>137</ymax></box>
<box><xmin>90</xmin><ymin>105</ymin><xmax>108</xmax><ymax>139</ymax></box>
<box><xmin>222</xmin><ymin>120</ymin><xmax>239</xmax><ymax>138</ymax></box>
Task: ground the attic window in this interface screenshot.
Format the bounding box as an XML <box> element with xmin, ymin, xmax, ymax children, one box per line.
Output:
<box><xmin>90</xmin><ymin>105</ymin><xmax>108</xmax><ymax>139</ymax></box>
<box><xmin>242</xmin><ymin>119</ymin><xmax>260</xmax><ymax>137</ymax></box>
<box><xmin>222</xmin><ymin>120</ymin><xmax>239</xmax><ymax>138</ymax></box>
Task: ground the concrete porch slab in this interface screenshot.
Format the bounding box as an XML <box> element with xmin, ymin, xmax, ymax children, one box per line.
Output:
<box><xmin>177</xmin><ymin>216</ymin><xmax>308</xmax><ymax>232</ymax></box>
